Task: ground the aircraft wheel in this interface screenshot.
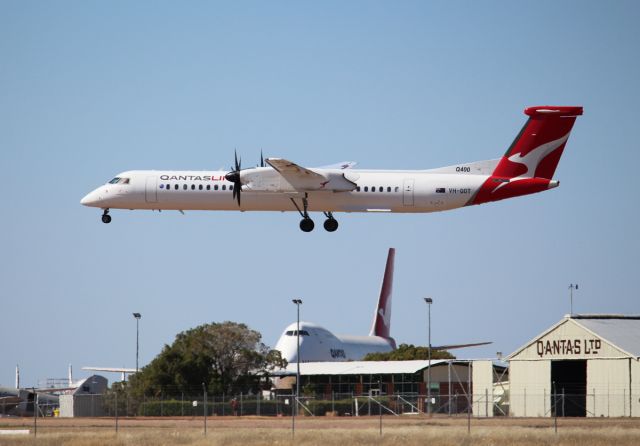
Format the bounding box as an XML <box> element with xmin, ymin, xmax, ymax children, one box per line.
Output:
<box><xmin>299</xmin><ymin>218</ymin><xmax>314</xmax><ymax>232</ymax></box>
<box><xmin>101</xmin><ymin>214</ymin><xmax>112</xmax><ymax>224</ymax></box>
<box><xmin>323</xmin><ymin>218</ymin><xmax>338</xmax><ymax>232</ymax></box>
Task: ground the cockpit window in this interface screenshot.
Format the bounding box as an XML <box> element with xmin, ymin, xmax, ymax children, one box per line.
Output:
<box><xmin>285</xmin><ymin>330</ymin><xmax>310</xmax><ymax>336</ymax></box>
<box><xmin>108</xmin><ymin>177</ymin><xmax>130</xmax><ymax>184</ymax></box>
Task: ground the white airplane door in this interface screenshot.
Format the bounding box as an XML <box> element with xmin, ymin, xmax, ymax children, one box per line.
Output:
<box><xmin>403</xmin><ymin>179</ymin><xmax>414</xmax><ymax>206</ymax></box>
<box><xmin>145</xmin><ymin>176</ymin><xmax>158</xmax><ymax>203</ymax></box>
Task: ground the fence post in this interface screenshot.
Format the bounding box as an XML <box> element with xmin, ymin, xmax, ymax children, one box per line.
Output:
<box><xmin>553</xmin><ymin>381</ymin><xmax>557</xmax><ymax>434</ymax></box>
<box><xmin>32</xmin><ymin>388</ymin><xmax>37</xmax><ymax>437</ymax></box>
<box><xmin>115</xmin><ymin>391</ymin><xmax>119</xmax><ymax>434</ymax></box>
<box><xmin>332</xmin><ymin>391</ymin><xmax>335</xmax><ymax>414</ymax></box>
<box><xmin>378</xmin><ymin>380</ymin><xmax>382</xmax><ymax>436</ymax></box>
<box><xmin>202</xmin><ymin>383</ymin><xmax>207</xmax><ymax>436</ymax></box>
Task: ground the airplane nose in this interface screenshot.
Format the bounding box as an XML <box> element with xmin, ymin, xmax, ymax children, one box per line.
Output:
<box><xmin>80</xmin><ymin>190</ymin><xmax>101</xmax><ymax>207</ymax></box>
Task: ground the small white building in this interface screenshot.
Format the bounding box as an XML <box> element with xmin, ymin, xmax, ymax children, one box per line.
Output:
<box><xmin>507</xmin><ymin>315</ymin><xmax>640</xmax><ymax>417</ymax></box>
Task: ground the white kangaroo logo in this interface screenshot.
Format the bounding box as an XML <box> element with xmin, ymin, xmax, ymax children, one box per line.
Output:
<box><xmin>493</xmin><ymin>132</ymin><xmax>569</xmax><ymax>192</ymax></box>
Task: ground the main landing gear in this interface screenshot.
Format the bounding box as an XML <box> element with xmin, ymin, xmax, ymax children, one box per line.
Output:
<box><xmin>290</xmin><ymin>195</ymin><xmax>339</xmax><ymax>232</ymax></box>
<box><xmin>101</xmin><ymin>209</ymin><xmax>112</xmax><ymax>224</ymax></box>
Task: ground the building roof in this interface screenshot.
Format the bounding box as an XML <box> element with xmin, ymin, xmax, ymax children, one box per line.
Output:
<box><xmin>273</xmin><ymin>359</ymin><xmax>455</xmax><ymax>376</ymax></box>
<box><xmin>574</xmin><ymin>315</ymin><xmax>640</xmax><ymax>357</ymax></box>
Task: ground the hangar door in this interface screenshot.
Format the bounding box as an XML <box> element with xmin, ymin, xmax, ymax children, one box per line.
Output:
<box><xmin>551</xmin><ymin>360</ymin><xmax>586</xmax><ymax>417</ymax></box>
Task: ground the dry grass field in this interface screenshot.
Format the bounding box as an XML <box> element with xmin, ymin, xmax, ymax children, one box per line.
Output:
<box><xmin>1</xmin><ymin>416</ymin><xmax>640</xmax><ymax>446</ymax></box>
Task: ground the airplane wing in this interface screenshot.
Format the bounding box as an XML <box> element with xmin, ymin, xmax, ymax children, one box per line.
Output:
<box><xmin>432</xmin><ymin>341</ymin><xmax>492</xmax><ymax>350</ymax></box>
<box><xmin>265</xmin><ymin>158</ymin><xmax>357</xmax><ymax>192</ymax></box>
<box><xmin>266</xmin><ymin>158</ymin><xmax>325</xmax><ymax>180</ymax></box>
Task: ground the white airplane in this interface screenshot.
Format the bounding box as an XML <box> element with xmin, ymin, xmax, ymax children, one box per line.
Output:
<box><xmin>274</xmin><ymin>248</ymin><xmax>491</xmax><ymax>362</ymax></box>
<box><xmin>81</xmin><ymin>106</ymin><xmax>582</xmax><ymax>231</ymax></box>
<box><xmin>275</xmin><ymin>248</ymin><xmax>398</xmax><ymax>362</ymax></box>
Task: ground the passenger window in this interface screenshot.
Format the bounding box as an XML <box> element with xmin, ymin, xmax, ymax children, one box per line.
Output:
<box><xmin>206</xmin><ymin>185</ymin><xmax>210</xmax><ymax>190</ymax></box>
<box><xmin>159</xmin><ymin>184</ymin><xmax>164</xmax><ymax>189</ymax></box>
<box><xmin>222</xmin><ymin>185</ymin><xmax>227</xmax><ymax>190</ymax></box>
<box><xmin>379</xmin><ymin>187</ymin><xmax>383</xmax><ymax>192</ymax></box>
<box><xmin>395</xmin><ymin>186</ymin><xmax>399</xmax><ymax>192</ymax></box>
<box><xmin>371</xmin><ymin>187</ymin><xmax>375</xmax><ymax>192</ymax></box>
<box><xmin>214</xmin><ymin>185</ymin><xmax>219</xmax><ymax>190</ymax></box>
<box><xmin>364</xmin><ymin>186</ymin><xmax>368</xmax><ymax>192</ymax></box>
<box><xmin>199</xmin><ymin>184</ymin><xmax>203</xmax><ymax>190</ymax></box>
<box><xmin>229</xmin><ymin>185</ymin><xmax>233</xmax><ymax>191</ymax></box>
<box><xmin>175</xmin><ymin>184</ymin><xmax>179</xmax><ymax>190</ymax></box>
<box><xmin>356</xmin><ymin>186</ymin><xmax>361</xmax><ymax>192</ymax></box>
<box><xmin>387</xmin><ymin>186</ymin><xmax>391</xmax><ymax>192</ymax></box>
<box><xmin>183</xmin><ymin>184</ymin><xmax>187</xmax><ymax>190</ymax></box>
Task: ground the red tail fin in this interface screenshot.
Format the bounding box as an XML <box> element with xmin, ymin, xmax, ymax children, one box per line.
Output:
<box><xmin>472</xmin><ymin>106</ymin><xmax>583</xmax><ymax>205</ymax></box>
<box><xmin>370</xmin><ymin>248</ymin><xmax>395</xmax><ymax>339</ymax></box>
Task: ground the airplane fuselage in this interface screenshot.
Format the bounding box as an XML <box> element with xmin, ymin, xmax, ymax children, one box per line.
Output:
<box><xmin>274</xmin><ymin>322</ymin><xmax>395</xmax><ymax>363</ymax></box>
<box><xmin>81</xmin><ymin>164</ymin><xmax>536</xmax><ymax>214</ymax></box>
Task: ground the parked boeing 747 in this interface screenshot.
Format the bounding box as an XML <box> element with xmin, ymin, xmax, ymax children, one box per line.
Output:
<box><xmin>274</xmin><ymin>248</ymin><xmax>491</xmax><ymax>362</ymax></box>
<box><xmin>81</xmin><ymin>106</ymin><xmax>582</xmax><ymax>231</ymax></box>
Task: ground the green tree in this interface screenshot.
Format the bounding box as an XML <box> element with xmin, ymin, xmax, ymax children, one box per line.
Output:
<box><xmin>363</xmin><ymin>343</ymin><xmax>455</xmax><ymax>361</ymax></box>
<box><xmin>129</xmin><ymin>321</ymin><xmax>286</xmax><ymax>397</ymax></box>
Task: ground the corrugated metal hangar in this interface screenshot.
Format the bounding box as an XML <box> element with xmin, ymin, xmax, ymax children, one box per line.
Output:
<box><xmin>507</xmin><ymin>314</ymin><xmax>640</xmax><ymax>417</ymax></box>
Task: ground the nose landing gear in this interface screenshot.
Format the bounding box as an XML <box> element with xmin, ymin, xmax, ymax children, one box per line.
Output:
<box><xmin>101</xmin><ymin>209</ymin><xmax>111</xmax><ymax>224</ymax></box>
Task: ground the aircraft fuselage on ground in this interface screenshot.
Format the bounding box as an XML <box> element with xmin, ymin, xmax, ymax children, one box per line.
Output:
<box><xmin>81</xmin><ymin>106</ymin><xmax>582</xmax><ymax>231</ymax></box>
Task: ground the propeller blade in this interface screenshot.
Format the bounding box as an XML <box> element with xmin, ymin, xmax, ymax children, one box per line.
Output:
<box><xmin>260</xmin><ymin>150</ymin><xmax>265</xmax><ymax>167</ymax></box>
<box><xmin>226</xmin><ymin>150</ymin><xmax>243</xmax><ymax>207</ymax></box>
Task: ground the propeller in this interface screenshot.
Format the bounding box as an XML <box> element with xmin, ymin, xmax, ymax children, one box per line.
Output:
<box><xmin>259</xmin><ymin>149</ymin><xmax>265</xmax><ymax>167</ymax></box>
<box><xmin>225</xmin><ymin>150</ymin><xmax>242</xmax><ymax>206</ymax></box>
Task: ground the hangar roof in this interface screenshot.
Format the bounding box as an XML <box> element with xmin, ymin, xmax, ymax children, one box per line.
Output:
<box><xmin>273</xmin><ymin>359</ymin><xmax>456</xmax><ymax>376</ymax></box>
<box><xmin>574</xmin><ymin>315</ymin><xmax>640</xmax><ymax>357</ymax></box>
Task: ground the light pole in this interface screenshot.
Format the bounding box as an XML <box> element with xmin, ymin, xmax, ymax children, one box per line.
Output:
<box><xmin>133</xmin><ymin>313</ymin><xmax>141</xmax><ymax>373</ymax></box>
<box><xmin>568</xmin><ymin>284</ymin><xmax>578</xmax><ymax>316</ymax></box>
<box><xmin>424</xmin><ymin>297</ymin><xmax>433</xmax><ymax>416</ymax></box>
<box><xmin>292</xmin><ymin>299</ymin><xmax>302</xmax><ymax>416</ymax></box>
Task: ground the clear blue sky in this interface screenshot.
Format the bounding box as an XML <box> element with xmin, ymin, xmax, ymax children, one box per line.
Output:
<box><xmin>1</xmin><ymin>1</ymin><xmax>639</xmax><ymax>388</ymax></box>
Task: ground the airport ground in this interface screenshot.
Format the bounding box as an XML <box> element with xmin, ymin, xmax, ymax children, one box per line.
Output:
<box><xmin>1</xmin><ymin>416</ymin><xmax>640</xmax><ymax>445</ymax></box>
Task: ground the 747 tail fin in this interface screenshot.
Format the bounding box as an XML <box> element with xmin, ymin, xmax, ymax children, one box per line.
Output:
<box><xmin>370</xmin><ymin>248</ymin><xmax>395</xmax><ymax>341</ymax></box>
